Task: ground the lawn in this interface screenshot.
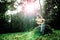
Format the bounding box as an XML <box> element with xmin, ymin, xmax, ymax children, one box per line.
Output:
<box><xmin>0</xmin><ymin>29</ymin><xmax>60</xmax><ymax>40</ymax></box>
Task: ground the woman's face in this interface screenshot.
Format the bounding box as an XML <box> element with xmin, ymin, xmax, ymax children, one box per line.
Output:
<box><xmin>37</xmin><ymin>16</ymin><xmax>40</xmax><ymax>19</ymax></box>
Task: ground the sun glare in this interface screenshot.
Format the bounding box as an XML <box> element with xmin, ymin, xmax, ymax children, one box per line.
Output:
<box><xmin>6</xmin><ymin>0</ymin><xmax>44</xmax><ymax>16</ymax></box>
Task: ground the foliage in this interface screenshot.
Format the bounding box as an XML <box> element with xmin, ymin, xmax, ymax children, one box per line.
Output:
<box><xmin>44</xmin><ymin>0</ymin><xmax>60</xmax><ymax>29</ymax></box>
<box><xmin>0</xmin><ymin>0</ymin><xmax>15</xmax><ymax>33</ymax></box>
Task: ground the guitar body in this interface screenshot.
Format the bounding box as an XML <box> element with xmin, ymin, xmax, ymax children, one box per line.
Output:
<box><xmin>36</xmin><ymin>18</ymin><xmax>43</xmax><ymax>25</ymax></box>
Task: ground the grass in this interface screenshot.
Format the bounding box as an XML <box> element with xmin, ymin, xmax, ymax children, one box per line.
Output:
<box><xmin>0</xmin><ymin>31</ymin><xmax>39</xmax><ymax>40</ymax></box>
<box><xmin>0</xmin><ymin>29</ymin><xmax>60</xmax><ymax>40</ymax></box>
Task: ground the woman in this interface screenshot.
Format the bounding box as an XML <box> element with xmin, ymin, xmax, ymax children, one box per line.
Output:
<box><xmin>36</xmin><ymin>15</ymin><xmax>45</xmax><ymax>35</ymax></box>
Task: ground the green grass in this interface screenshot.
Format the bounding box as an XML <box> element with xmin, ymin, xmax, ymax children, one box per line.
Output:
<box><xmin>0</xmin><ymin>29</ymin><xmax>60</xmax><ymax>40</ymax></box>
<box><xmin>0</xmin><ymin>31</ymin><xmax>40</xmax><ymax>40</ymax></box>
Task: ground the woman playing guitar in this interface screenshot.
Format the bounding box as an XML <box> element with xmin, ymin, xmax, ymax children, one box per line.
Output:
<box><xmin>36</xmin><ymin>15</ymin><xmax>45</xmax><ymax>35</ymax></box>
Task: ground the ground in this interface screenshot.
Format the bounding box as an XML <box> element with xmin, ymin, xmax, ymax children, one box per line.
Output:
<box><xmin>0</xmin><ymin>29</ymin><xmax>60</xmax><ymax>40</ymax></box>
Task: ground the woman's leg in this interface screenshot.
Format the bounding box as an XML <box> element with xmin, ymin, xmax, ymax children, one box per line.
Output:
<box><xmin>40</xmin><ymin>22</ymin><xmax>45</xmax><ymax>35</ymax></box>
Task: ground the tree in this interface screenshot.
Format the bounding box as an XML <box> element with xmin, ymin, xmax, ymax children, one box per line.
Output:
<box><xmin>0</xmin><ymin>0</ymin><xmax>15</xmax><ymax>33</ymax></box>
<box><xmin>44</xmin><ymin>0</ymin><xmax>60</xmax><ymax>29</ymax></box>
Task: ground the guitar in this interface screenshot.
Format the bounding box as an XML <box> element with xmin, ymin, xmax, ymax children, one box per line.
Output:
<box><xmin>36</xmin><ymin>18</ymin><xmax>45</xmax><ymax>25</ymax></box>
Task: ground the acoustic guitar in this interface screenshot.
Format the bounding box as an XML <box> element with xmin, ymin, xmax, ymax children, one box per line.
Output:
<box><xmin>36</xmin><ymin>18</ymin><xmax>45</xmax><ymax>25</ymax></box>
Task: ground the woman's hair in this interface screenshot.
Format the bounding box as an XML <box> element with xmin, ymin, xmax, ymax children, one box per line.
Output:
<box><xmin>37</xmin><ymin>15</ymin><xmax>41</xmax><ymax>18</ymax></box>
